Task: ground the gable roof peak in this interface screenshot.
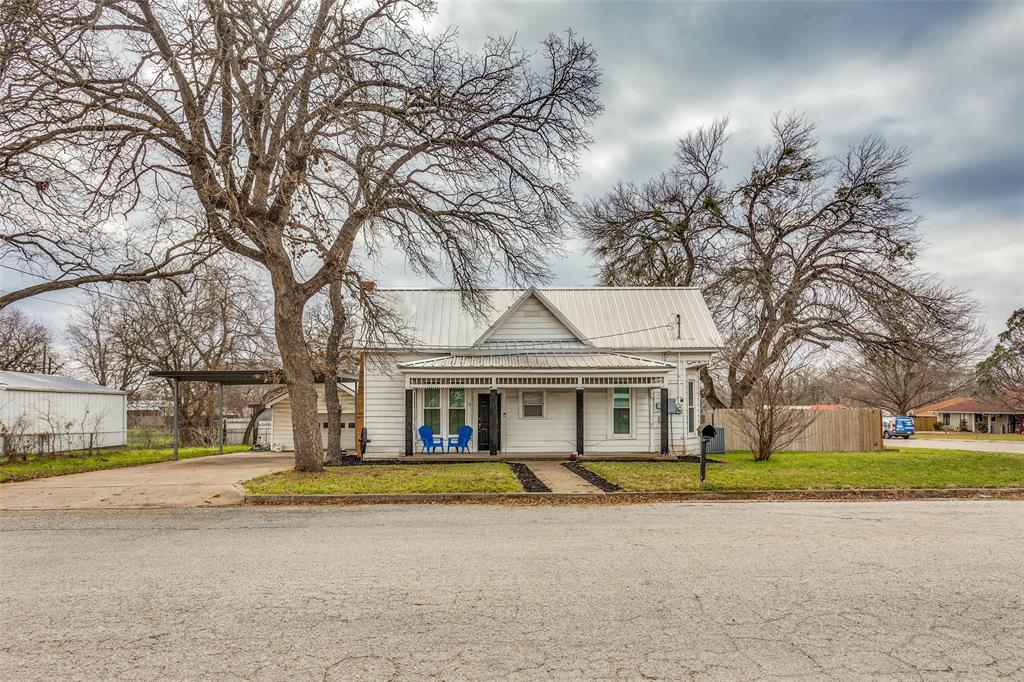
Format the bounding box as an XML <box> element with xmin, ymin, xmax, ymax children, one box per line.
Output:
<box><xmin>472</xmin><ymin>288</ymin><xmax>592</xmax><ymax>347</ymax></box>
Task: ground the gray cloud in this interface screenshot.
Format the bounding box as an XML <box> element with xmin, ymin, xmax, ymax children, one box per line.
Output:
<box><xmin>401</xmin><ymin>0</ymin><xmax>1022</xmax><ymax>334</ymax></box>
<box><xmin>10</xmin><ymin>0</ymin><xmax>1023</xmax><ymax>343</ymax></box>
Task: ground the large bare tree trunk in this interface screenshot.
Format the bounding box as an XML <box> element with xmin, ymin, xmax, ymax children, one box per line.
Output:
<box><xmin>274</xmin><ymin>291</ymin><xmax>323</xmax><ymax>472</ymax></box>
<box><xmin>323</xmin><ymin>282</ymin><xmax>347</xmax><ymax>465</ymax></box>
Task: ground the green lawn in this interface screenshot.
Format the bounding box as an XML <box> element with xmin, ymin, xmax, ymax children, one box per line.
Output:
<box><xmin>583</xmin><ymin>449</ymin><xmax>1024</xmax><ymax>492</ymax></box>
<box><xmin>245</xmin><ymin>463</ymin><xmax>522</xmax><ymax>495</ymax></box>
<box><xmin>0</xmin><ymin>445</ymin><xmax>250</xmax><ymax>483</ymax></box>
<box><xmin>914</xmin><ymin>431</ymin><xmax>1024</xmax><ymax>443</ymax></box>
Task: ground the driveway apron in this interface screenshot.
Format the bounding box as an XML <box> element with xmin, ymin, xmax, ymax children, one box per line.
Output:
<box><xmin>0</xmin><ymin>451</ymin><xmax>293</xmax><ymax>510</ymax></box>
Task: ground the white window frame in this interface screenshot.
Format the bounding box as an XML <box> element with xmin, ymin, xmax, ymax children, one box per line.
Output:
<box><xmin>607</xmin><ymin>387</ymin><xmax>633</xmax><ymax>439</ymax></box>
<box><xmin>420</xmin><ymin>388</ymin><xmax>473</xmax><ymax>437</ymax></box>
<box><xmin>520</xmin><ymin>390</ymin><xmax>546</xmax><ymax>419</ymax></box>
<box><xmin>687</xmin><ymin>379</ymin><xmax>697</xmax><ymax>433</ymax></box>
<box><xmin>447</xmin><ymin>387</ymin><xmax>468</xmax><ymax>436</ymax></box>
<box><xmin>421</xmin><ymin>387</ymin><xmax>443</xmax><ymax>435</ymax></box>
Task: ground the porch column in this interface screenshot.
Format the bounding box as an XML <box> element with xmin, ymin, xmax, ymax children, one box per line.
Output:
<box><xmin>575</xmin><ymin>388</ymin><xmax>584</xmax><ymax>455</ymax></box>
<box><xmin>660</xmin><ymin>387</ymin><xmax>669</xmax><ymax>455</ymax></box>
<box><xmin>404</xmin><ymin>389</ymin><xmax>413</xmax><ymax>456</ymax></box>
<box><xmin>489</xmin><ymin>388</ymin><xmax>498</xmax><ymax>457</ymax></box>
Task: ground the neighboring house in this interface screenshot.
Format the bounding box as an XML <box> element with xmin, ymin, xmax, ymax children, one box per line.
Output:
<box><xmin>346</xmin><ymin>287</ymin><xmax>723</xmax><ymax>458</ymax></box>
<box><xmin>267</xmin><ymin>382</ymin><xmax>357</xmax><ymax>451</ymax></box>
<box><xmin>916</xmin><ymin>396</ymin><xmax>1024</xmax><ymax>434</ymax></box>
<box><xmin>0</xmin><ymin>371</ymin><xmax>127</xmax><ymax>452</ymax></box>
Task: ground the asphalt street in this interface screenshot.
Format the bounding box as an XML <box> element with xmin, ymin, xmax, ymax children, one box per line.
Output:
<box><xmin>2</xmin><ymin>501</ymin><xmax>1022</xmax><ymax>681</ymax></box>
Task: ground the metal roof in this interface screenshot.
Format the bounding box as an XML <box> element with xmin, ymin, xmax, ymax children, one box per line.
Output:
<box><xmin>0</xmin><ymin>371</ymin><xmax>125</xmax><ymax>395</ymax></box>
<box><xmin>365</xmin><ymin>287</ymin><xmax>724</xmax><ymax>351</ymax></box>
<box><xmin>399</xmin><ymin>353</ymin><xmax>676</xmax><ymax>371</ymax></box>
<box><xmin>148</xmin><ymin>370</ymin><xmax>356</xmax><ymax>385</ymax></box>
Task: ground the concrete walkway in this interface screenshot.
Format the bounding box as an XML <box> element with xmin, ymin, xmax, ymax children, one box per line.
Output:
<box><xmin>0</xmin><ymin>451</ymin><xmax>293</xmax><ymax>510</ymax></box>
<box><xmin>517</xmin><ymin>460</ymin><xmax>603</xmax><ymax>494</ymax></box>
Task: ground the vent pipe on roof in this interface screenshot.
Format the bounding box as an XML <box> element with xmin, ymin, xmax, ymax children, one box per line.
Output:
<box><xmin>675</xmin><ymin>314</ymin><xmax>681</xmax><ymax>340</ymax></box>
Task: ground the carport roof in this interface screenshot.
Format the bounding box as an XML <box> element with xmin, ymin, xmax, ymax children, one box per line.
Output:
<box><xmin>149</xmin><ymin>370</ymin><xmax>357</xmax><ymax>385</ymax></box>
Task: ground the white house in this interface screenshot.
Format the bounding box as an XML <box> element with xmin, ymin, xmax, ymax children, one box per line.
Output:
<box><xmin>0</xmin><ymin>371</ymin><xmax>127</xmax><ymax>452</ymax></box>
<box><xmin>346</xmin><ymin>286</ymin><xmax>724</xmax><ymax>459</ymax></box>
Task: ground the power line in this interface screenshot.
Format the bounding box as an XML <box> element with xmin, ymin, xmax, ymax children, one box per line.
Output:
<box><xmin>580</xmin><ymin>323</ymin><xmax>677</xmax><ymax>342</ymax></box>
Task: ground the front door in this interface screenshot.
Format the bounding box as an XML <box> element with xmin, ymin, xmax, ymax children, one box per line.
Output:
<box><xmin>477</xmin><ymin>393</ymin><xmax>502</xmax><ymax>452</ymax></box>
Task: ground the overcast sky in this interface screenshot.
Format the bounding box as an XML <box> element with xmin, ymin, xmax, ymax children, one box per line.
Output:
<box><xmin>374</xmin><ymin>0</ymin><xmax>1024</xmax><ymax>336</ymax></box>
<box><xmin>5</xmin><ymin>0</ymin><xmax>1022</xmax><ymax>341</ymax></box>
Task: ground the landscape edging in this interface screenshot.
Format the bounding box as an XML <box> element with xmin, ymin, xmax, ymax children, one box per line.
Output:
<box><xmin>244</xmin><ymin>487</ymin><xmax>1024</xmax><ymax>505</ymax></box>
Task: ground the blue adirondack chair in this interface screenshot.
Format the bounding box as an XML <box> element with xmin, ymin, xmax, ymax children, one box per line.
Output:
<box><xmin>446</xmin><ymin>425</ymin><xmax>473</xmax><ymax>454</ymax></box>
<box><xmin>418</xmin><ymin>425</ymin><xmax>445</xmax><ymax>454</ymax></box>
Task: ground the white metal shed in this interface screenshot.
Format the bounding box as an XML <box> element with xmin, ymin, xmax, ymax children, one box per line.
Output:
<box><xmin>0</xmin><ymin>371</ymin><xmax>127</xmax><ymax>452</ymax></box>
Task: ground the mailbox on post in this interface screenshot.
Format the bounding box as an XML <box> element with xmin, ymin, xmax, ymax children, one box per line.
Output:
<box><xmin>699</xmin><ymin>424</ymin><xmax>717</xmax><ymax>485</ymax></box>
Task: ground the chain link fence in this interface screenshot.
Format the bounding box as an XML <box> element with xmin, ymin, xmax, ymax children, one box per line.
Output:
<box><xmin>1</xmin><ymin>421</ymin><xmax>267</xmax><ymax>463</ymax></box>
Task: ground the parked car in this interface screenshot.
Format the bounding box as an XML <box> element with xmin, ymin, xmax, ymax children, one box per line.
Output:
<box><xmin>882</xmin><ymin>416</ymin><xmax>915</xmax><ymax>439</ymax></box>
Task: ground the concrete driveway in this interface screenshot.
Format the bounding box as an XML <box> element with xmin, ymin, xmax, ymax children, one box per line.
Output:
<box><xmin>889</xmin><ymin>437</ymin><xmax>1024</xmax><ymax>454</ymax></box>
<box><xmin>0</xmin><ymin>450</ymin><xmax>293</xmax><ymax>510</ymax></box>
<box><xmin>2</xmin><ymin>501</ymin><xmax>1022</xmax><ymax>681</ymax></box>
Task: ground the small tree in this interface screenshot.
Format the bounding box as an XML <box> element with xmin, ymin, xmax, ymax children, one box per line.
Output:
<box><xmin>731</xmin><ymin>355</ymin><xmax>816</xmax><ymax>461</ymax></box>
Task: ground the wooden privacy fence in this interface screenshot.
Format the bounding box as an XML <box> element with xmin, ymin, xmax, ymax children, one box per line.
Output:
<box><xmin>709</xmin><ymin>408</ymin><xmax>883</xmax><ymax>452</ymax></box>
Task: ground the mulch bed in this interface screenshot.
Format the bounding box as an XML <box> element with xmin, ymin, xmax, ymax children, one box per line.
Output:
<box><xmin>508</xmin><ymin>462</ymin><xmax>551</xmax><ymax>492</ymax></box>
<box><xmin>563</xmin><ymin>461</ymin><xmax>622</xmax><ymax>492</ymax></box>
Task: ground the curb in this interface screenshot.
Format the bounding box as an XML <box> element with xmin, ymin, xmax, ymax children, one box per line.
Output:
<box><xmin>244</xmin><ymin>487</ymin><xmax>1024</xmax><ymax>506</ymax></box>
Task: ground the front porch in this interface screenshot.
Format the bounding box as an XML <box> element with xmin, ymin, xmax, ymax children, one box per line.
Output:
<box><xmin>403</xmin><ymin>452</ymin><xmax>680</xmax><ymax>463</ymax></box>
<box><xmin>398</xmin><ymin>353</ymin><xmax>684</xmax><ymax>458</ymax></box>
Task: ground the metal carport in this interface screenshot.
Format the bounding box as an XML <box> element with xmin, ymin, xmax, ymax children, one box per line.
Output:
<box><xmin>148</xmin><ymin>370</ymin><xmax>356</xmax><ymax>460</ymax></box>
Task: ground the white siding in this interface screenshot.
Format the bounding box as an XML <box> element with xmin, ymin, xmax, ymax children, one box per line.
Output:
<box><xmin>502</xmin><ymin>388</ymin><xmax>576</xmax><ymax>452</ymax></box>
<box><xmin>581</xmin><ymin>388</ymin><xmax>653</xmax><ymax>453</ymax></box>
<box><xmin>362</xmin><ymin>353</ymin><xmax>419</xmax><ymax>458</ymax></box>
<box><xmin>269</xmin><ymin>385</ymin><xmax>355</xmax><ymax>451</ymax></box>
<box><xmin>361</xmin><ymin>352</ymin><xmax>710</xmax><ymax>458</ymax></box>
<box><xmin>0</xmin><ymin>387</ymin><xmax>127</xmax><ymax>450</ymax></box>
<box><xmin>487</xmin><ymin>296</ymin><xmax>578</xmax><ymax>341</ymax></box>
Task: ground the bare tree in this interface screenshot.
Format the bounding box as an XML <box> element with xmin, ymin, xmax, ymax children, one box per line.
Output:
<box><xmin>0</xmin><ymin>308</ymin><xmax>63</xmax><ymax>373</ymax></box>
<box><xmin>0</xmin><ymin>3</ymin><xmax>217</xmax><ymax>310</ymax></box>
<box><xmin>832</xmin><ymin>354</ymin><xmax>973</xmax><ymax>417</ymax></box>
<box><xmin>3</xmin><ymin>0</ymin><xmax>601</xmax><ymax>470</ymax></box>
<box><xmin>578</xmin><ymin>114</ymin><xmax>979</xmax><ymax>409</ymax></box>
<box><xmin>730</xmin><ymin>353</ymin><xmax>816</xmax><ymax>461</ymax></box>
<box><xmin>829</xmin><ymin>312</ymin><xmax>986</xmax><ymax>415</ymax></box>
<box><xmin>303</xmin><ymin>282</ymin><xmax>355</xmax><ymax>464</ymax></box>
<box><xmin>977</xmin><ymin>308</ymin><xmax>1024</xmax><ymax>409</ymax></box>
<box><xmin>64</xmin><ymin>264</ymin><xmax>276</xmax><ymax>444</ymax></box>
<box><xmin>65</xmin><ymin>295</ymin><xmax>151</xmax><ymax>397</ymax></box>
